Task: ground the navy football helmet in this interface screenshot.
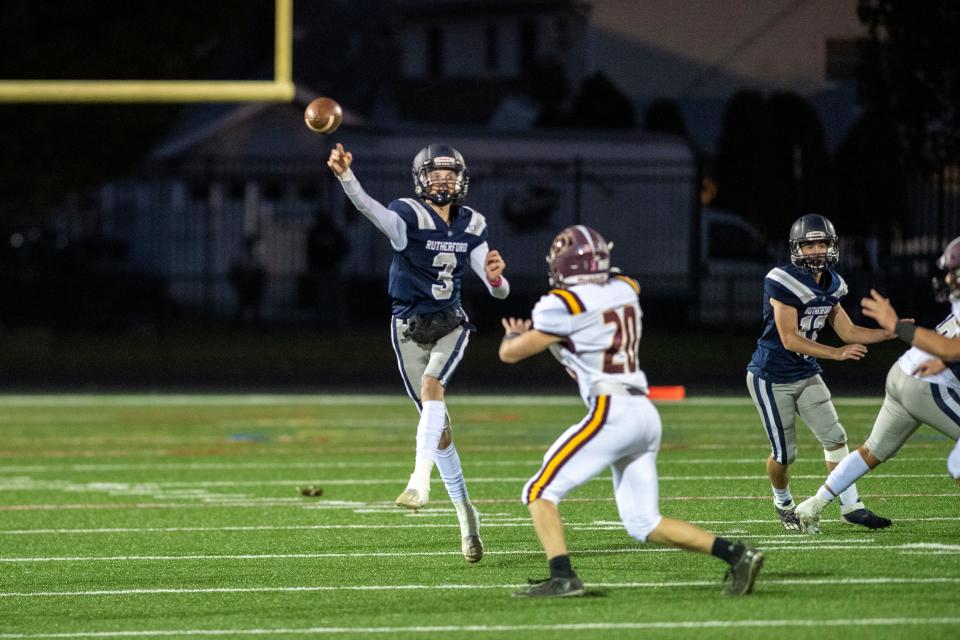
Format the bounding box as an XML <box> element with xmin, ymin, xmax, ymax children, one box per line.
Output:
<box><xmin>412</xmin><ymin>144</ymin><xmax>469</xmax><ymax>206</ymax></box>
<box><xmin>933</xmin><ymin>235</ymin><xmax>960</xmax><ymax>302</ymax></box>
<box><xmin>789</xmin><ymin>214</ymin><xmax>839</xmax><ymax>273</ymax></box>
<box><xmin>547</xmin><ymin>225</ymin><xmax>612</xmax><ymax>288</ymax></box>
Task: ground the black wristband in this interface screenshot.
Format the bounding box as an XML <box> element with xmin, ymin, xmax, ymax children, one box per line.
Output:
<box><xmin>503</xmin><ymin>331</ymin><xmax>521</xmax><ymax>340</ymax></box>
<box><xmin>895</xmin><ymin>320</ymin><xmax>917</xmax><ymax>345</ymax></box>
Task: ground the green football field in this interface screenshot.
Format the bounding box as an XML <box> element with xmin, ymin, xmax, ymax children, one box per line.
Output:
<box><xmin>0</xmin><ymin>394</ymin><xmax>958</xmax><ymax>639</ymax></box>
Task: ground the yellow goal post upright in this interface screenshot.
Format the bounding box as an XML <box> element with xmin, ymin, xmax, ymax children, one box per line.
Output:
<box><xmin>0</xmin><ymin>0</ymin><xmax>294</xmax><ymax>103</ymax></box>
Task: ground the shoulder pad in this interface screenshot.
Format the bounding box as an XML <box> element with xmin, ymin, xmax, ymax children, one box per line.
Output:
<box><xmin>832</xmin><ymin>271</ymin><xmax>848</xmax><ymax>299</ymax></box>
<box><xmin>765</xmin><ymin>267</ymin><xmax>816</xmax><ymax>304</ymax></box>
<box><xmin>548</xmin><ymin>288</ymin><xmax>586</xmax><ymax>315</ymax></box>
<box><xmin>612</xmin><ymin>274</ymin><xmax>640</xmax><ymax>295</ymax></box>
<box><xmin>462</xmin><ymin>207</ymin><xmax>487</xmax><ymax>237</ymax></box>
<box><xmin>396</xmin><ymin>198</ymin><xmax>437</xmax><ymax>230</ymax></box>
<box><xmin>532</xmin><ymin>293</ymin><xmax>574</xmax><ymax>336</ymax></box>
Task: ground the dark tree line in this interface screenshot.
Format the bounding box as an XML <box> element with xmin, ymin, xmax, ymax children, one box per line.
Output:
<box><xmin>711</xmin><ymin>0</ymin><xmax>959</xmax><ymax>243</ymax></box>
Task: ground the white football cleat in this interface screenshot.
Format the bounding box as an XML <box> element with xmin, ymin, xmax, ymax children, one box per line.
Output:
<box><xmin>395</xmin><ymin>488</ymin><xmax>428</xmax><ymax>510</ymax></box>
<box><xmin>795</xmin><ymin>496</ymin><xmax>826</xmax><ymax>534</ymax></box>
<box><xmin>462</xmin><ymin>535</ymin><xmax>484</xmax><ymax>563</ymax></box>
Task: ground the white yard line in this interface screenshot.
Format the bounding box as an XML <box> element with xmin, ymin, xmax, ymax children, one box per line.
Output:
<box><xmin>0</xmin><ymin>457</ymin><xmax>948</xmax><ymax>473</ymax></box>
<box><xmin>3</xmin><ymin>542</ymin><xmax>960</xmax><ymax>563</ymax></box>
<box><xmin>2</xmin><ymin>576</ymin><xmax>959</xmax><ymax>599</ymax></box>
<box><xmin>0</xmin><ymin>473</ymin><xmax>950</xmax><ymax>493</ymax></box>
<box><xmin>4</xmin><ymin>518</ymin><xmax>951</xmax><ymax>537</ymax></box>
<box><xmin>3</xmin><ymin>492</ymin><xmax>959</xmax><ymax>512</ymax></box>
<box><xmin>1</xmin><ymin>617</ymin><xmax>959</xmax><ymax>638</ymax></box>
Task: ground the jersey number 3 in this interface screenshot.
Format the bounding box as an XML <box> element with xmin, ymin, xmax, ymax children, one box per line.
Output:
<box><xmin>603</xmin><ymin>306</ymin><xmax>639</xmax><ymax>373</ymax></box>
<box><xmin>431</xmin><ymin>252</ymin><xmax>457</xmax><ymax>300</ymax></box>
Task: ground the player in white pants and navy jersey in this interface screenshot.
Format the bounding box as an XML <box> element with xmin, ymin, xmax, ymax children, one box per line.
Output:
<box><xmin>746</xmin><ymin>214</ymin><xmax>895</xmax><ymax>531</ymax></box>
<box><xmin>499</xmin><ymin>225</ymin><xmax>763</xmax><ymax>598</ymax></box>
<box><xmin>796</xmin><ymin>236</ymin><xmax>960</xmax><ymax>532</ymax></box>
<box><xmin>328</xmin><ymin>142</ymin><xmax>510</xmax><ymax>562</ymax></box>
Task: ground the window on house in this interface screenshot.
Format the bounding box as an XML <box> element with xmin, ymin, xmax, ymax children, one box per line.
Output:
<box><xmin>427</xmin><ymin>26</ymin><xmax>444</xmax><ymax>76</ymax></box>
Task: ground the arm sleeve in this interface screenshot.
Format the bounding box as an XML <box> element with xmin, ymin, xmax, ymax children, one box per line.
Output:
<box><xmin>336</xmin><ymin>169</ymin><xmax>407</xmax><ymax>251</ymax></box>
<box><xmin>469</xmin><ymin>242</ymin><xmax>510</xmax><ymax>299</ymax></box>
<box><xmin>532</xmin><ymin>294</ymin><xmax>573</xmax><ymax>336</ymax></box>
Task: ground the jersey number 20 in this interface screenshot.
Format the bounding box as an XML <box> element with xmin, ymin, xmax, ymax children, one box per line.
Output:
<box><xmin>603</xmin><ymin>306</ymin><xmax>640</xmax><ymax>373</ymax></box>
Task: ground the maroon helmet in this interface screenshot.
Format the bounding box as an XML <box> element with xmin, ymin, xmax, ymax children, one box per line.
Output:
<box><xmin>933</xmin><ymin>235</ymin><xmax>960</xmax><ymax>302</ymax></box>
<box><xmin>546</xmin><ymin>225</ymin><xmax>612</xmax><ymax>288</ymax></box>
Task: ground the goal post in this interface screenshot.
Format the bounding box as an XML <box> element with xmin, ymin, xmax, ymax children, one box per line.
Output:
<box><xmin>0</xmin><ymin>0</ymin><xmax>294</xmax><ymax>103</ymax></box>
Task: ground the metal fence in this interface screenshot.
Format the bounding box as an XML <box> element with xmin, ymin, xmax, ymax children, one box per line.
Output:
<box><xmin>68</xmin><ymin>155</ymin><xmax>699</xmax><ymax>325</ymax></box>
<box><xmin>51</xmin><ymin>157</ymin><xmax>959</xmax><ymax>328</ymax></box>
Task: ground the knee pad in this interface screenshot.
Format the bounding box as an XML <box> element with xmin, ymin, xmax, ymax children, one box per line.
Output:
<box><xmin>824</xmin><ymin>443</ymin><xmax>850</xmax><ymax>463</ymax></box>
<box><xmin>623</xmin><ymin>513</ymin><xmax>662</xmax><ymax>543</ymax></box>
<box><xmin>817</xmin><ymin>423</ymin><xmax>848</xmax><ymax>452</ymax></box>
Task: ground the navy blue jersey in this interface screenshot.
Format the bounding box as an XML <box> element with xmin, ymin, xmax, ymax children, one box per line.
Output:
<box><xmin>387</xmin><ymin>198</ymin><xmax>488</xmax><ymax>318</ymax></box>
<box><xmin>747</xmin><ymin>263</ymin><xmax>849</xmax><ymax>383</ymax></box>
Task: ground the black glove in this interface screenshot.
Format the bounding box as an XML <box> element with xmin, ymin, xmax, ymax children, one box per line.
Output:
<box><xmin>404</xmin><ymin>307</ymin><xmax>463</xmax><ymax>344</ymax></box>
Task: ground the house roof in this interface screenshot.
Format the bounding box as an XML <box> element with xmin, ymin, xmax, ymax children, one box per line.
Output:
<box><xmin>151</xmin><ymin>86</ymin><xmax>366</xmax><ymax>160</ymax></box>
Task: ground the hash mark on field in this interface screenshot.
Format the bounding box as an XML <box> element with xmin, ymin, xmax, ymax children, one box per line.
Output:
<box><xmin>3</xmin><ymin>577</ymin><xmax>960</xmax><ymax>599</ymax></box>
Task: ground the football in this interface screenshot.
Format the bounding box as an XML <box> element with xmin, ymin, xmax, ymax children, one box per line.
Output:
<box><xmin>304</xmin><ymin>97</ymin><xmax>343</xmax><ymax>134</ymax></box>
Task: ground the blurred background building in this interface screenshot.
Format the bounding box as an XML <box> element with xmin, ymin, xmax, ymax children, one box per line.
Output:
<box><xmin>0</xmin><ymin>0</ymin><xmax>957</xmax><ymax>391</ymax></box>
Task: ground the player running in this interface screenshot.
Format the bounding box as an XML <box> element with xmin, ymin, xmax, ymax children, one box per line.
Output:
<box><xmin>499</xmin><ymin>225</ymin><xmax>764</xmax><ymax>598</ymax></box>
<box><xmin>795</xmin><ymin>235</ymin><xmax>960</xmax><ymax>532</ymax></box>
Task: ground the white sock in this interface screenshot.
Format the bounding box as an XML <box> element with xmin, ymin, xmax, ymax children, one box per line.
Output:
<box><xmin>435</xmin><ymin>443</ymin><xmax>468</xmax><ymax>502</ymax></box>
<box><xmin>407</xmin><ymin>456</ymin><xmax>433</xmax><ymax>496</ymax></box>
<box><xmin>948</xmin><ymin>439</ymin><xmax>960</xmax><ymax>480</ymax></box>
<box><xmin>818</xmin><ymin>450</ymin><xmax>870</xmax><ymax>505</ymax></box>
<box><xmin>772</xmin><ymin>485</ymin><xmax>794</xmax><ymax>509</ymax></box>
<box><xmin>453</xmin><ymin>499</ymin><xmax>480</xmax><ymax>538</ymax></box>
<box><xmin>415</xmin><ymin>400</ymin><xmax>446</xmax><ymax>462</ymax></box>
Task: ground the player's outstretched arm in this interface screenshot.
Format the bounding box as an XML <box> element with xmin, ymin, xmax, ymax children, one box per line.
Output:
<box><xmin>827</xmin><ymin>304</ymin><xmax>895</xmax><ymax>344</ymax></box>
<box><xmin>326</xmin><ymin>142</ymin><xmax>353</xmax><ymax>177</ymax></box>
<box><xmin>862</xmin><ymin>289</ymin><xmax>960</xmax><ymax>361</ymax></box>
<box><xmin>469</xmin><ymin>246</ymin><xmax>509</xmax><ymax>298</ymax></box>
<box><xmin>327</xmin><ymin>143</ymin><xmax>406</xmax><ymax>249</ymax></box>
<box><xmin>771</xmin><ymin>298</ymin><xmax>867</xmax><ymax>361</ymax></box>
<box><xmin>498</xmin><ymin>317</ymin><xmax>559</xmax><ymax>363</ymax></box>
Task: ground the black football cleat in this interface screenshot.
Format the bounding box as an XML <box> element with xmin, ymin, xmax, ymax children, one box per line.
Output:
<box><xmin>512</xmin><ymin>575</ymin><xmax>585</xmax><ymax>598</ymax></box>
<box><xmin>723</xmin><ymin>545</ymin><xmax>764</xmax><ymax>596</ymax></box>
<box><xmin>841</xmin><ymin>508</ymin><xmax>892</xmax><ymax>529</ymax></box>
